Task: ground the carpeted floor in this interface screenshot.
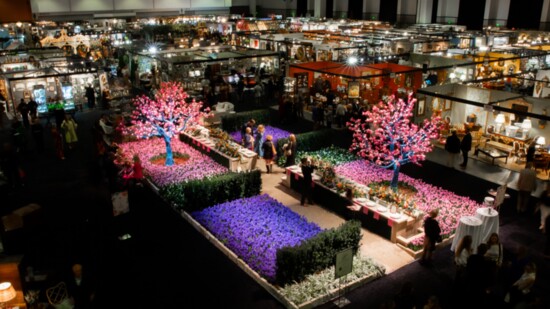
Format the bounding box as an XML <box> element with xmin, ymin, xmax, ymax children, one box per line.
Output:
<box><xmin>0</xmin><ymin>106</ymin><xmax>548</xmax><ymax>309</ymax></box>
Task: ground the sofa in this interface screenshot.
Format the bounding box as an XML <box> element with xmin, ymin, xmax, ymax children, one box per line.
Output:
<box><xmin>482</xmin><ymin>135</ymin><xmax>514</xmax><ymax>155</ymax></box>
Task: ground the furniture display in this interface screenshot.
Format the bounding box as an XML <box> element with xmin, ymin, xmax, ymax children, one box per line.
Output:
<box><xmin>475</xmin><ymin>147</ymin><xmax>509</xmax><ymax>165</ymax></box>
<box><xmin>0</xmin><ymin>255</ymin><xmax>27</xmax><ymax>308</ymax></box>
<box><xmin>46</xmin><ymin>282</ymin><xmax>72</xmax><ymax>308</ymax></box>
<box><xmin>450</xmin><ymin>216</ymin><xmax>483</xmax><ymax>252</ymax></box>
<box><xmin>475</xmin><ymin>207</ymin><xmax>499</xmax><ymax>243</ymax></box>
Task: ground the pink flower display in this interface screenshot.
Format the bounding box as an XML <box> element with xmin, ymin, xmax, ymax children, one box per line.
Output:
<box><xmin>122</xmin><ymin>81</ymin><xmax>211</xmax><ymax>166</ymax></box>
<box><xmin>116</xmin><ymin>138</ymin><xmax>227</xmax><ymax>186</ymax></box>
<box><xmin>335</xmin><ymin>160</ymin><xmax>483</xmax><ymax>237</ymax></box>
<box><xmin>347</xmin><ymin>94</ymin><xmax>441</xmax><ymax>190</ymax></box>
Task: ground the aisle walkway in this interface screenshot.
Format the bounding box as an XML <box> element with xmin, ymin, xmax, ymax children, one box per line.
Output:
<box><xmin>260</xmin><ymin>164</ymin><xmax>413</xmax><ymax>274</ymax></box>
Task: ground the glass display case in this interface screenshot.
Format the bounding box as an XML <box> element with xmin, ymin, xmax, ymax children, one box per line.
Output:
<box><xmin>33</xmin><ymin>85</ymin><xmax>47</xmax><ymax>114</ymax></box>
<box><xmin>61</xmin><ymin>82</ymin><xmax>73</xmax><ymax>100</ymax></box>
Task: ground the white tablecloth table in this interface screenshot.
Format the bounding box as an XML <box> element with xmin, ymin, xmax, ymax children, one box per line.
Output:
<box><xmin>475</xmin><ymin>207</ymin><xmax>499</xmax><ymax>243</ymax></box>
<box><xmin>450</xmin><ymin>216</ymin><xmax>483</xmax><ymax>251</ymax></box>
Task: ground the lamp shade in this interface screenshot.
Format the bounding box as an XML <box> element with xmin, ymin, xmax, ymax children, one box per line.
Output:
<box><xmin>0</xmin><ymin>282</ymin><xmax>16</xmax><ymax>303</ymax></box>
<box><xmin>536</xmin><ymin>136</ymin><xmax>546</xmax><ymax>145</ymax></box>
<box><xmin>495</xmin><ymin>114</ymin><xmax>505</xmax><ymax>124</ymax></box>
<box><xmin>522</xmin><ymin>119</ymin><xmax>532</xmax><ymax>130</ymax></box>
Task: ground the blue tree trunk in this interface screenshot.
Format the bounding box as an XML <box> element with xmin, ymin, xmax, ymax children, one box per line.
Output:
<box><xmin>390</xmin><ymin>164</ymin><xmax>400</xmax><ymax>191</ymax></box>
<box><xmin>164</xmin><ymin>135</ymin><xmax>174</xmax><ymax>166</ymax></box>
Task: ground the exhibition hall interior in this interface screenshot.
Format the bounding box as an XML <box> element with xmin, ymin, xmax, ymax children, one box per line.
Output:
<box><xmin>1</xmin><ymin>0</ymin><xmax>550</xmax><ymax>308</ymax></box>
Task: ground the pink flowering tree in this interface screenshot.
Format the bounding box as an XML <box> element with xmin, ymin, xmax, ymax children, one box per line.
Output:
<box><xmin>124</xmin><ymin>81</ymin><xmax>210</xmax><ymax>166</ymax></box>
<box><xmin>347</xmin><ymin>94</ymin><xmax>441</xmax><ymax>191</ymax></box>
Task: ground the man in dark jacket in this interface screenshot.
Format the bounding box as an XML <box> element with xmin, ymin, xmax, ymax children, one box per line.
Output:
<box><xmin>445</xmin><ymin>130</ymin><xmax>461</xmax><ymax>168</ymax></box>
<box><xmin>300</xmin><ymin>157</ymin><xmax>316</xmax><ymax>206</ymax></box>
<box><xmin>460</xmin><ymin>128</ymin><xmax>472</xmax><ymax>168</ymax></box>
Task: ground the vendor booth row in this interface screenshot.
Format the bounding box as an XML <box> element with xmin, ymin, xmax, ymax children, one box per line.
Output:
<box><xmin>288</xmin><ymin>61</ymin><xmax>422</xmax><ymax>105</ymax></box>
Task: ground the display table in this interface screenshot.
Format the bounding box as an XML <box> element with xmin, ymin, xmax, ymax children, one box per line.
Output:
<box><xmin>450</xmin><ymin>216</ymin><xmax>483</xmax><ymax>252</ymax></box>
<box><xmin>475</xmin><ymin>207</ymin><xmax>499</xmax><ymax>243</ymax></box>
<box><xmin>284</xmin><ymin>165</ymin><xmax>418</xmax><ymax>243</ymax></box>
<box><xmin>180</xmin><ymin>131</ymin><xmax>257</xmax><ymax>172</ymax></box>
<box><xmin>476</xmin><ymin>147</ymin><xmax>508</xmax><ymax>165</ymax></box>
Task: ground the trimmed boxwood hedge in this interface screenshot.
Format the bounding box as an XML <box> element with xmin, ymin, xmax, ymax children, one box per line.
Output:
<box><xmin>275</xmin><ymin>220</ymin><xmax>362</xmax><ymax>286</ymax></box>
<box><xmin>275</xmin><ymin>128</ymin><xmax>353</xmax><ymax>166</ymax></box>
<box><xmin>159</xmin><ymin>170</ymin><xmax>262</xmax><ymax>212</ymax></box>
<box><xmin>220</xmin><ymin>109</ymin><xmax>271</xmax><ymax>133</ymax></box>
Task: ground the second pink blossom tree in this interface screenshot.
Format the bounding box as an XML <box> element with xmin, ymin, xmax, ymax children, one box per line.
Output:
<box><xmin>347</xmin><ymin>94</ymin><xmax>441</xmax><ymax>191</ymax></box>
<box><xmin>123</xmin><ymin>81</ymin><xmax>210</xmax><ymax>166</ymax></box>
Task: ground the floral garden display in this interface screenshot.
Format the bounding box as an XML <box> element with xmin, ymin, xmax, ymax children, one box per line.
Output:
<box><xmin>122</xmin><ymin>81</ymin><xmax>210</xmax><ymax>166</ymax></box>
<box><xmin>334</xmin><ymin>160</ymin><xmax>482</xmax><ymax>239</ymax></box>
<box><xmin>286</xmin><ymin>146</ymin><xmax>483</xmax><ymax>251</ymax></box>
<box><xmin>347</xmin><ymin>94</ymin><xmax>441</xmax><ymax>190</ymax></box>
<box><xmin>115</xmin><ymin>137</ymin><xmax>227</xmax><ymax>186</ymax></box>
<box><xmin>191</xmin><ymin>194</ymin><xmax>322</xmax><ymax>282</ymax></box>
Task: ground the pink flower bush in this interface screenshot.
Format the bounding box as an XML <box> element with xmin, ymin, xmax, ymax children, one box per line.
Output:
<box><xmin>122</xmin><ymin>81</ymin><xmax>210</xmax><ymax>166</ymax></box>
<box><xmin>347</xmin><ymin>94</ymin><xmax>441</xmax><ymax>189</ymax></box>
<box><xmin>335</xmin><ymin>160</ymin><xmax>483</xmax><ymax>237</ymax></box>
<box><xmin>116</xmin><ymin>137</ymin><xmax>227</xmax><ymax>186</ymax></box>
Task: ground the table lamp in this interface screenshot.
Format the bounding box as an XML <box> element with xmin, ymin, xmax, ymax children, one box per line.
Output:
<box><xmin>521</xmin><ymin>119</ymin><xmax>532</xmax><ymax>139</ymax></box>
<box><xmin>536</xmin><ymin>136</ymin><xmax>546</xmax><ymax>147</ymax></box>
<box><xmin>495</xmin><ymin>114</ymin><xmax>505</xmax><ymax>133</ymax></box>
<box><xmin>0</xmin><ymin>282</ymin><xmax>16</xmax><ymax>309</ymax></box>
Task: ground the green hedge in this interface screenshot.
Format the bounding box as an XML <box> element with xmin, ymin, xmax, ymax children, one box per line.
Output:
<box><xmin>159</xmin><ymin>170</ymin><xmax>262</xmax><ymax>212</ymax></box>
<box><xmin>275</xmin><ymin>220</ymin><xmax>362</xmax><ymax>286</ymax></box>
<box><xmin>220</xmin><ymin>109</ymin><xmax>271</xmax><ymax>132</ymax></box>
<box><xmin>275</xmin><ymin>129</ymin><xmax>353</xmax><ymax>165</ymax></box>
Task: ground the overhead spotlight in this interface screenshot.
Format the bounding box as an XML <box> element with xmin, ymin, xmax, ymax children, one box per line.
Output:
<box><xmin>148</xmin><ymin>46</ymin><xmax>158</xmax><ymax>54</ymax></box>
<box><xmin>347</xmin><ymin>56</ymin><xmax>358</xmax><ymax>65</ymax></box>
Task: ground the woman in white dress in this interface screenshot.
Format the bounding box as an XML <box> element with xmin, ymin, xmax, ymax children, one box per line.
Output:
<box><xmin>454</xmin><ymin>234</ymin><xmax>473</xmax><ymax>282</ymax></box>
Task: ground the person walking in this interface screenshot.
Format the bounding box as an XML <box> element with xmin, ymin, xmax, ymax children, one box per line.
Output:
<box><xmin>243</xmin><ymin>127</ymin><xmax>255</xmax><ymax>151</ymax></box>
<box><xmin>283</xmin><ymin>134</ymin><xmax>297</xmax><ymax>168</ymax></box>
<box><xmin>50</xmin><ymin>124</ymin><xmax>65</xmax><ymax>160</ymax></box>
<box><xmin>240</xmin><ymin>118</ymin><xmax>256</xmax><ymax>144</ymax></box>
<box><xmin>538</xmin><ymin>181</ymin><xmax>550</xmax><ymax>231</ymax></box>
<box><xmin>85</xmin><ymin>84</ymin><xmax>96</xmax><ymax>109</ymax></box>
<box><xmin>454</xmin><ymin>234</ymin><xmax>473</xmax><ymax>283</ymax></box>
<box><xmin>459</xmin><ymin>128</ymin><xmax>472</xmax><ymax>168</ymax></box>
<box><xmin>420</xmin><ymin>209</ymin><xmax>441</xmax><ymax>265</ymax></box>
<box><xmin>445</xmin><ymin>130</ymin><xmax>461</xmax><ymax>168</ymax></box>
<box><xmin>27</xmin><ymin>98</ymin><xmax>38</xmax><ymax>119</ymax></box>
<box><xmin>61</xmin><ymin>114</ymin><xmax>78</xmax><ymax>150</ymax></box>
<box><xmin>254</xmin><ymin>124</ymin><xmax>265</xmax><ymax>157</ymax></box>
<box><xmin>517</xmin><ymin>162</ymin><xmax>537</xmax><ymax>213</ymax></box>
<box><xmin>335</xmin><ymin>100</ymin><xmax>347</xmax><ymax>128</ymax></box>
<box><xmin>30</xmin><ymin>116</ymin><xmax>44</xmax><ymax>153</ymax></box>
<box><xmin>17</xmin><ymin>98</ymin><xmax>30</xmax><ymax>128</ymax></box>
<box><xmin>300</xmin><ymin>157</ymin><xmax>316</xmax><ymax>206</ymax></box>
<box><xmin>261</xmin><ymin>135</ymin><xmax>276</xmax><ymax>174</ymax></box>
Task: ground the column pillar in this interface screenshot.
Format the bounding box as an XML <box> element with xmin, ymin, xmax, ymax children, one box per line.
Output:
<box><xmin>249</xmin><ymin>0</ymin><xmax>256</xmax><ymax>17</ymax></box>
<box><xmin>416</xmin><ymin>0</ymin><xmax>433</xmax><ymax>24</ymax></box>
<box><xmin>314</xmin><ymin>0</ymin><xmax>327</xmax><ymax>18</ymax></box>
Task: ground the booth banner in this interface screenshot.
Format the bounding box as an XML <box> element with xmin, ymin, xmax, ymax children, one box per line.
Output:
<box><xmin>99</xmin><ymin>72</ymin><xmax>110</xmax><ymax>94</ymax></box>
<box><xmin>348</xmin><ymin>81</ymin><xmax>360</xmax><ymax>98</ymax></box>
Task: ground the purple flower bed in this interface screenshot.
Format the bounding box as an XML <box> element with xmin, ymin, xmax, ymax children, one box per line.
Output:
<box><xmin>116</xmin><ymin>138</ymin><xmax>228</xmax><ymax>186</ymax></box>
<box><xmin>229</xmin><ymin>125</ymin><xmax>291</xmax><ymax>145</ymax></box>
<box><xmin>191</xmin><ymin>194</ymin><xmax>322</xmax><ymax>281</ymax></box>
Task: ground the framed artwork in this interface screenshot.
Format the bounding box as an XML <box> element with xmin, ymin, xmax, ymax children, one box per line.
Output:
<box><xmin>348</xmin><ymin>81</ymin><xmax>360</xmax><ymax>98</ymax></box>
<box><xmin>417</xmin><ymin>98</ymin><xmax>425</xmax><ymax>116</ymax></box>
<box><xmin>432</xmin><ymin>98</ymin><xmax>441</xmax><ymax>111</ymax></box>
<box><xmin>444</xmin><ymin>100</ymin><xmax>452</xmax><ymax>111</ymax></box>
